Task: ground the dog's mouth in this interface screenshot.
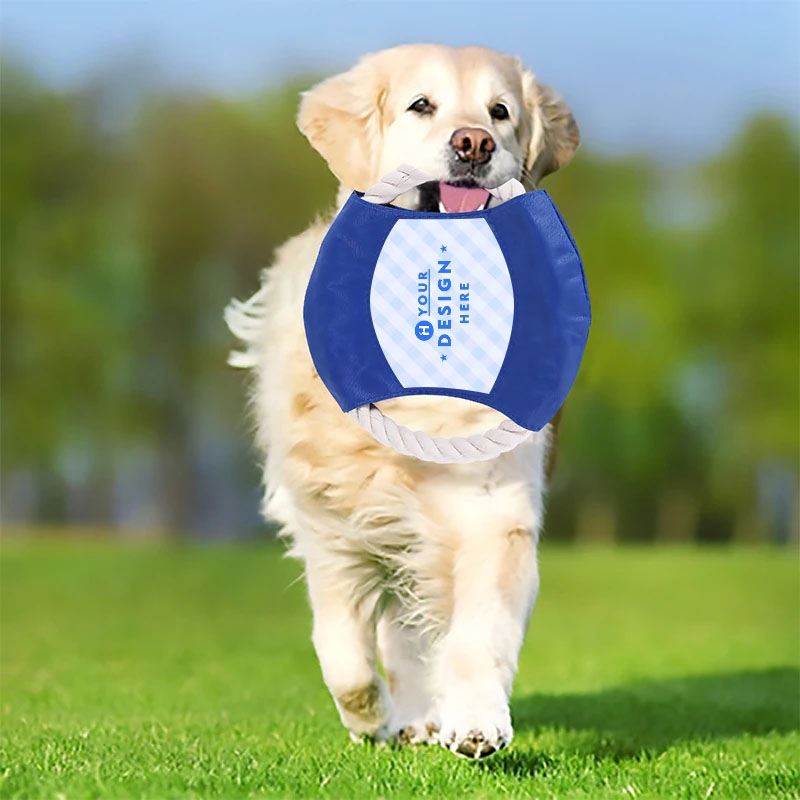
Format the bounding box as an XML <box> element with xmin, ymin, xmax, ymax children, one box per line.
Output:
<box><xmin>439</xmin><ymin>182</ymin><xmax>490</xmax><ymax>213</ymax></box>
<box><xmin>417</xmin><ymin>180</ymin><xmax>490</xmax><ymax>213</ymax></box>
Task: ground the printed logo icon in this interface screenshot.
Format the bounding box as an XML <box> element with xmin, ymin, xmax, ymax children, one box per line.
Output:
<box><xmin>415</xmin><ymin>320</ymin><xmax>434</xmax><ymax>341</ymax></box>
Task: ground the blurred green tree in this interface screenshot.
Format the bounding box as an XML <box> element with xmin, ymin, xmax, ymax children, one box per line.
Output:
<box><xmin>1</xmin><ymin>62</ymin><xmax>134</xmax><ymax>519</ymax></box>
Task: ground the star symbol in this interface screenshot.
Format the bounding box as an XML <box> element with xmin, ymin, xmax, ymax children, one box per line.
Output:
<box><xmin>440</xmin><ymin>354</ymin><xmax>447</xmax><ymax>361</ymax></box>
<box><xmin>440</xmin><ymin>244</ymin><xmax>447</xmax><ymax>253</ymax></box>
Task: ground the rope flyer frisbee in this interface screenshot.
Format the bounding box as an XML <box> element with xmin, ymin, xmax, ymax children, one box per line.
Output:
<box><xmin>303</xmin><ymin>164</ymin><xmax>591</xmax><ymax>464</ymax></box>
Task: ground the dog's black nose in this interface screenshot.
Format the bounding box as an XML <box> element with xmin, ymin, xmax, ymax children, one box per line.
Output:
<box><xmin>450</xmin><ymin>127</ymin><xmax>495</xmax><ymax>164</ymax></box>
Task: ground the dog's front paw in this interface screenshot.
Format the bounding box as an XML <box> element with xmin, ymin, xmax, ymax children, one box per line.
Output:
<box><xmin>438</xmin><ymin>689</ymin><xmax>512</xmax><ymax>759</ymax></box>
<box><xmin>335</xmin><ymin>679</ymin><xmax>392</xmax><ymax>743</ymax></box>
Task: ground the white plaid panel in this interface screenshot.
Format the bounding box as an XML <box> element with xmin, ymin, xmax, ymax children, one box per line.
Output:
<box><xmin>370</xmin><ymin>218</ymin><xmax>513</xmax><ymax>393</ymax></box>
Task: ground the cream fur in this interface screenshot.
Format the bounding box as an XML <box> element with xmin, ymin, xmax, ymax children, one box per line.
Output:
<box><xmin>226</xmin><ymin>44</ymin><xmax>578</xmax><ymax>759</ymax></box>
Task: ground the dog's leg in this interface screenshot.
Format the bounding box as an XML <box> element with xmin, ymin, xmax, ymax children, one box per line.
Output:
<box><xmin>435</xmin><ymin>522</ymin><xmax>539</xmax><ymax>758</ymax></box>
<box><xmin>429</xmin><ymin>450</ymin><xmax>547</xmax><ymax>759</ymax></box>
<box><xmin>306</xmin><ymin>557</ymin><xmax>391</xmax><ymax>741</ymax></box>
<box><xmin>377</xmin><ymin>602</ymin><xmax>438</xmax><ymax>744</ymax></box>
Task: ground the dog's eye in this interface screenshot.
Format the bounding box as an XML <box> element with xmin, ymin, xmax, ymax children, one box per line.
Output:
<box><xmin>490</xmin><ymin>103</ymin><xmax>510</xmax><ymax>121</ymax></box>
<box><xmin>408</xmin><ymin>97</ymin><xmax>434</xmax><ymax>115</ymax></box>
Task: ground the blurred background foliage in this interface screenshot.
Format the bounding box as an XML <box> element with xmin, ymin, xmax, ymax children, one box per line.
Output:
<box><xmin>1</xmin><ymin>57</ymin><xmax>798</xmax><ymax>543</ymax></box>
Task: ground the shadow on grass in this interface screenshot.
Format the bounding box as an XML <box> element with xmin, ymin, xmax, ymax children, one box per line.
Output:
<box><xmin>481</xmin><ymin>667</ymin><xmax>799</xmax><ymax>776</ymax></box>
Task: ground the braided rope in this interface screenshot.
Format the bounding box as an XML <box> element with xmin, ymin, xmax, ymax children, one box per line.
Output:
<box><xmin>348</xmin><ymin>404</ymin><xmax>530</xmax><ymax>464</ymax></box>
<box><xmin>362</xmin><ymin>163</ymin><xmax>525</xmax><ymax>206</ymax></box>
<box><xmin>350</xmin><ymin>165</ymin><xmax>530</xmax><ymax>463</ymax></box>
<box><xmin>361</xmin><ymin>164</ymin><xmax>437</xmax><ymax>204</ymax></box>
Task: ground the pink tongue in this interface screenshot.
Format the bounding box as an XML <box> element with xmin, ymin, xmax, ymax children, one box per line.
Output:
<box><xmin>439</xmin><ymin>183</ymin><xmax>490</xmax><ymax>213</ymax></box>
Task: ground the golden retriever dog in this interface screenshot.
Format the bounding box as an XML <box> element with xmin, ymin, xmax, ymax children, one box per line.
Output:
<box><xmin>226</xmin><ymin>44</ymin><xmax>579</xmax><ymax>759</ymax></box>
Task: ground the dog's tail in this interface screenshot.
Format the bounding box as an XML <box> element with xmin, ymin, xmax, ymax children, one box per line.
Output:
<box><xmin>223</xmin><ymin>285</ymin><xmax>268</xmax><ymax>369</ymax></box>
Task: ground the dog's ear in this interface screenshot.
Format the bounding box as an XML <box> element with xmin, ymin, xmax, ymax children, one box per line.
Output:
<box><xmin>521</xmin><ymin>71</ymin><xmax>580</xmax><ymax>187</ymax></box>
<box><xmin>298</xmin><ymin>54</ymin><xmax>387</xmax><ymax>192</ymax></box>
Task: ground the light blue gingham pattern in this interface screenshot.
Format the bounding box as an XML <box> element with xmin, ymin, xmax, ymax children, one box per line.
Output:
<box><xmin>370</xmin><ymin>217</ymin><xmax>513</xmax><ymax>393</ymax></box>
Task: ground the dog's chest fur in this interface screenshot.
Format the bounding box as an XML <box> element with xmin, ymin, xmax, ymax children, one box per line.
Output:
<box><xmin>228</xmin><ymin>215</ymin><xmax>552</xmax><ymax>629</ymax></box>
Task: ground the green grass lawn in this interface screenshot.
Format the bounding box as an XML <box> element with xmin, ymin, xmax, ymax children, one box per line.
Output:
<box><xmin>1</xmin><ymin>540</ymin><xmax>798</xmax><ymax>799</ymax></box>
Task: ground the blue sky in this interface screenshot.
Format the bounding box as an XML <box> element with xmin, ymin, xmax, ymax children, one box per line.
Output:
<box><xmin>2</xmin><ymin>1</ymin><xmax>798</xmax><ymax>162</ymax></box>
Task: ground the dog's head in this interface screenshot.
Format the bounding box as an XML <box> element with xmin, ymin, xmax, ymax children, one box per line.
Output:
<box><xmin>298</xmin><ymin>44</ymin><xmax>579</xmax><ymax>211</ymax></box>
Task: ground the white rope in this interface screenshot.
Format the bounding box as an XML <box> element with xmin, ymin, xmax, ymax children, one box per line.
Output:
<box><xmin>350</xmin><ymin>165</ymin><xmax>531</xmax><ymax>463</ymax></box>
<box><xmin>362</xmin><ymin>164</ymin><xmax>437</xmax><ymax>204</ymax></box>
<box><xmin>362</xmin><ymin>163</ymin><xmax>525</xmax><ymax>206</ymax></box>
<box><xmin>348</xmin><ymin>404</ymin><xmax>530</xmax><ymax>464</ymax></box>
